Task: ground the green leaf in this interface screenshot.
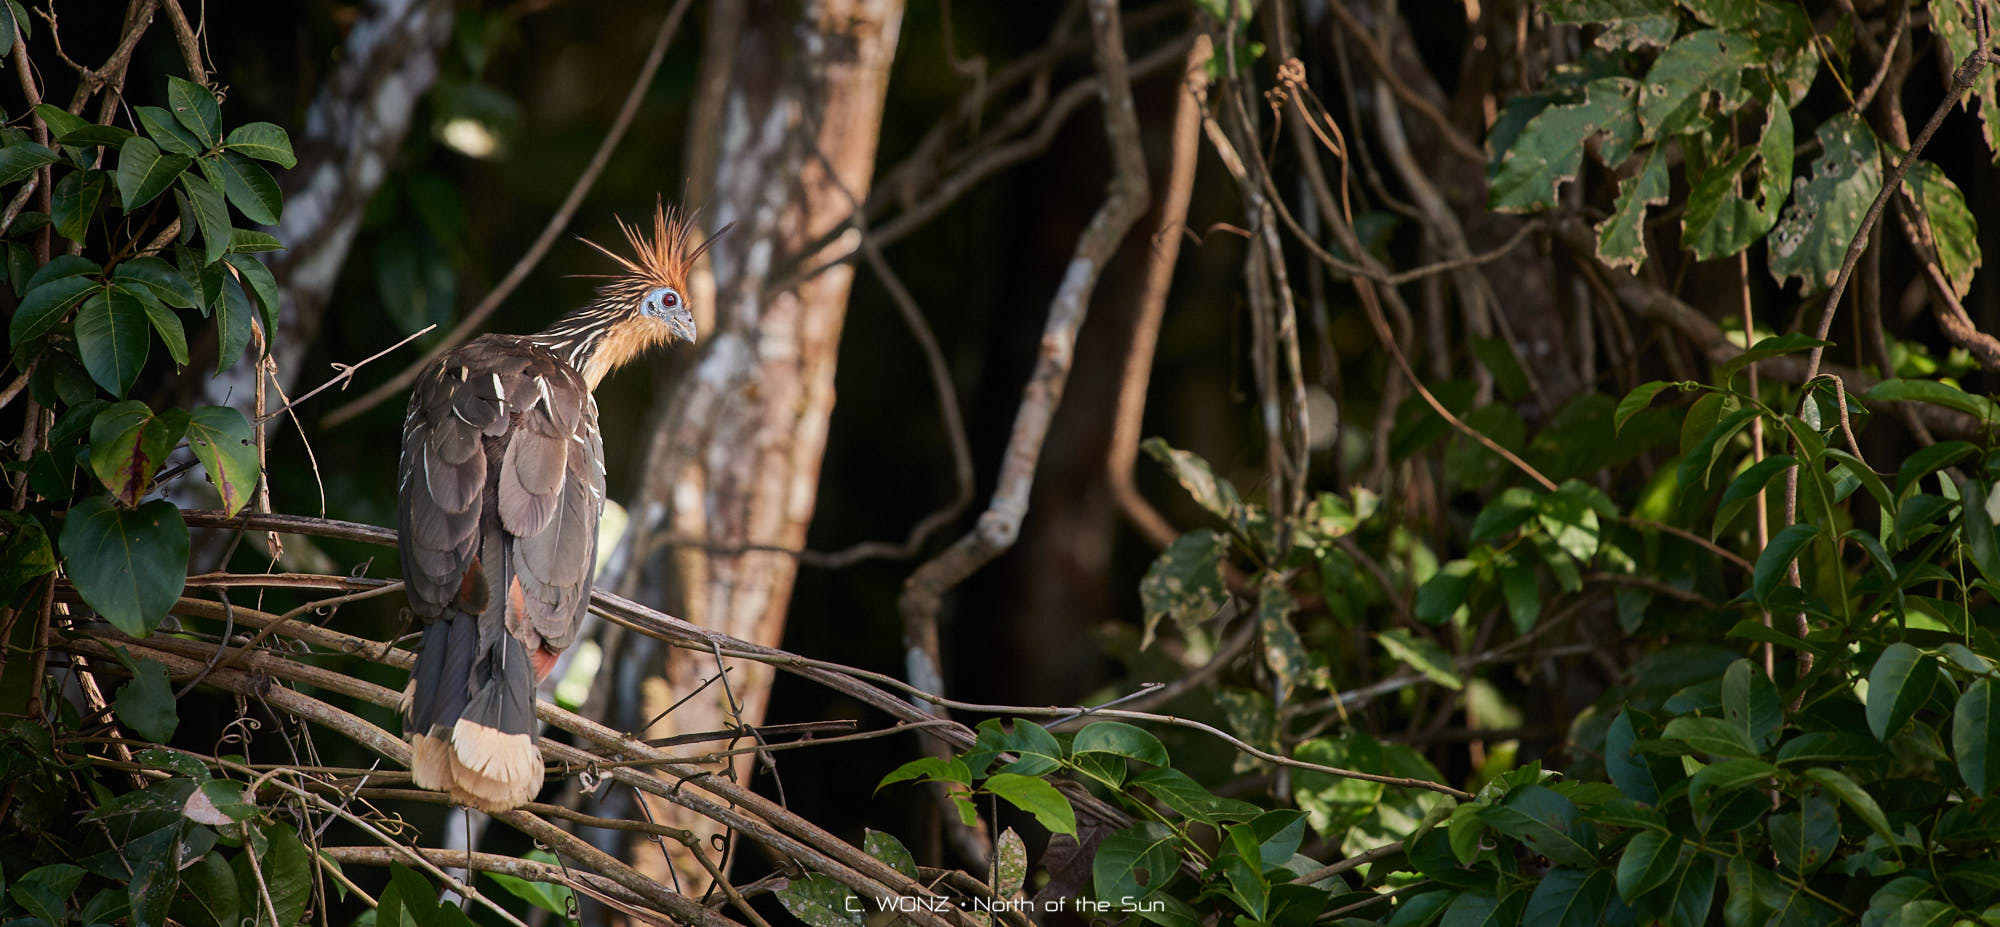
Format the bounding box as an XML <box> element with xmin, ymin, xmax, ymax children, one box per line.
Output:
<box><xmin>1416</xmin><ymin>559</ymin><xmax>1476</xmax><ymax>625</ymax></box>
<box><xmin>34</xmin><ymin>102</ymin><xmax>87</xmax><ymax>139</ymax></box>
<box><xmin>1689</xmin><ymin>757</ymin><xmax>1778</xmax><ymax>813</ymax></box>
<box><xmin>1676</xmin><ymin>407</ymin><xmax>1758</xmax><ymax>493</ymax></box>
<box><xmin>119</xmin><ymin>283</ymin><xmax>188</xmax><ymax>366</ymax></box>
<box><xmin>52</xmin><ymin>170</ymin><xmax>106</xmax><ymax>243</ymax></box>
<box><xmin>1255</xmin><ymin>577</ymin><xmax>1321</xmax><ymax>697</ymax></box>
<box><xmin>1595</xmin><ymin>145</ymin><xmax>1669</xmax><ymax>270</ymax></box>
<box><xmin>1490</xmin><ymin>77</ymin><xmax>1639</xmax><ymax>212</ymax></box>
<box><xmin>136</xmin><ymin>105</ymin><xmax>204</xmax><ymax>157</ymax></box>
<box><xmin>1956</xmin><ymin>678</ymin><xmax>2000</xmax><ymax>795</ymax></box>
<box><xmin>1604</xmin><ymin>710</ymin><xmax>1662</xmax><ymax>803</ymax></box>
<box><xmin>1500</xmin><ymin>562</ymin><xmax>1539</xmax><ymax>634</ymax></box>
<box><xmin>1721</xmin><ymin>658</ymin><xmax>1783</xmax><ymax>751</ymax></box>
<box><xmin>1769</xmin><ymin>793</ymin><xmax>1838</xmax><ymax>876</ymax></box>
<box><xmin>1142</xmin><ymin>438</ymin><xmax>1243</xmax><ymax>523</ymax></box>
<box><xmin>59</xmin><ymin>496</ymin><xmax>187</xmax><ymax>637</ymax></box>
<box><xmin>166</xmin><ymin>77</ymin><xmax>221</xmax><ymax>149</ymax></box>
<box><xmin>179</xmin><ymin>173</ymin><xmax>231</xmax><ymax>265</ymax></box>
<box><xmin>1138</xmin><ymin>530</ymin><xmax>1226</xmax><ymax>648</ymax></box>
<box><xmin>1662</xmin><ymin>715</ymin><xmax>1760</xmax><ymax>759</ymax></box>
<box><xmin>184</xmin><ymin>406</ymin><xmax>259</xmax><ymax>517</ymax></box>
<box><xmin>8</xmin><ymin>273</ymin><xmax>99</xmax><ymax>348</ymax></box>
<box><xmin>1072</xmin><ymin>721</ymin><xmax>1169</xmax><ymax>766</ymax></box>
<box><xmin>113</xmin><ymin>256</ymin><xmax>200</xmax><ymax>309</ymax></box>
<box><xmin>1378</xmin><ymin>628</ymin><xmax>1463</xmax><ymax>689</ymax></box>
<box><xmin>1867</xmin><ymin>378</ymin><xmax>2000</xmax><ymax>424</ymax></box>
<box><xmin>1714</xmin><ymin>454</ymin><xmax>1795</xmax><ymax>538</ymax></box>
<box><xmin>1867</xmin><ymin>642</ymin><xmax>1938</xmax><ymax>741</ymax></box>
<box><xmin>862</xmin><ymin>830</ymin><xmax>919</xmax><ymax>879</ymax></box>
<box><xmin>75</xmin><ymin>289</ymin><xmax>151</xmax><ymax>397</ymax></box>
<box><xmin>1635</xmin><ymin>853</ymin><xmax>1716</xmax><ymax>927</ymax></box>
<box><xmin>984</xmin><ymin>772</ymin><xmax>1076</xmax><ymax>836</ymax></box>
<box><xmin>1522</xmin><ymin>869</ymin><xmax>1610</xmax><ymax>927</ymax></box>
<box><xmin>969</xmin><ymin>718</ymin><xmax>1064</xmax><ymax>776</ymax></box>
<box><xmin>1129</xmin><ymin>767</ymin><xmax>1257</xmax><ymax>825</ymax></box>
<box><xmin>56</xmin><ymin>123</ymin><xmax>138</xmax><ymax>148</ymax></box>
<box><xmin>202</xmin><ymin>152</ymin><xmax>281</xmax><ymax>226</ymax></box>
<box><xmin>227</xmin><ymin>229</ymin><xmax>284</xmax><ymax>254</ymax></box>
<box><xmin>1800</xmin><ymin>767</ymin><xmax>1896</xmax><ymax>850</ymax></box>
<box><xmin>1682</xmin><ymin>91</ymin><xmax>1793</xmax><ymax>260</ymax></box>
<box><xmin>0</xmin><ymin>140</ymin><xmax>60</xmax><ymax>184</ymax></box>
<box><xmin>1716</xmin><ymin>333</ymin><xmax>1832</xmax><ymax>383</ymax></box>
<box><xmin>223</xmin><ymin>122</ymin><xmax>297</xmax><ymax>169</ymax></box>
<box><xmin>113</xmin><ymin>657</ymin><xmax>178</xmax><ymax>741</ymax></box>
<box><xmin>1752</xmin><ymin>523</ymin><xmax>1819</xmax><ymax>605</ymax></box>
<box><xmin>1618</xmin><ymin>830</ymin><xmax>1682</xmax><ymax>902</ymax></box>
<box><xmin>1769</xmin><ymin>115</ymin><xmax>1883</xmax><ymax>294</ymax></box>
<box><xmin>482</xmin><ymin>852</ymin><xmax>575</xmax><ymax>916</ymax></box>
<box><xmin>116</xmin><ymin>136</ymin><xmax>191</xmax><ymax>210</ymax></box>
<box><xmin>1904</xmin><ymin>161</ymin><xmax>1981</xmax><ymax>299</ymax></box>
<box><xmin>1485</xmin><ymin>785</ymin><xmax>1595</xmax><ymax>867</ymax></box>
<box><xmin>773</xmin><ymin>874</ymin><xmax>862</xmax><ymax>927</ymax></box>
<box><xmin>875</xmin><ymin>755</ymin><xmax>970</xmax><ymax>791</ymax></box>
<box><xmin>1093</xmin><ymin>822</ymin><xmax>1179</xmax><ymax>903</ymax></box>
<box><xmin>89</xmin><ymin>400</ymin><xmax>189</xmax><ymax>507</ymax></box>
<box><xmin>0</xmin><ymin>511</ymin><xmax>57</xmax><ymax>603</ymax></box>
<box><xmin>214</xmin><ymin>275</ymin><xmax>255</xmax><ymax>374</ymax></box>
<box><xmin>172</xmin><ymin>851</ymin><xmax>240</xmax><ymax>927</ymax></box>
<box><xmin>1638</xmin><ymin>31</ymin><xmax>1756</xmax><ymax>140</ymax></box>
<box><xmin>1614</xmin><ymin>381</ymin><xmax>1674</xmax><ymax>435</ymax></box>
<box><xmin>1897</xmin><ymin>441</ymin><xmax>1976</xmax><ymax>495</ymax></box>
<box><xmin>1538</xmin><ymin>480</ymin><xmax>1607</xmax><ymax>562</ymax></box>
<box><xmin>1472</xmin><ymin>486</ymin><xmax>1541</xmax><ymax>541</ymax></box>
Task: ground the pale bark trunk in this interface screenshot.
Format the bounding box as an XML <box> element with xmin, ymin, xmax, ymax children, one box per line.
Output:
<box><xmin>606</xmin><ymin>0</ymin><xmax>904</xmax><ymax>886</ymax></box>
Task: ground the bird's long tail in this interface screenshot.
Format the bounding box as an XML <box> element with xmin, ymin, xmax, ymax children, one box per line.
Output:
<box><xmin>403</xmin><ymin>601</ymin><xmax>541</xmax><ymax>812</ymax></box>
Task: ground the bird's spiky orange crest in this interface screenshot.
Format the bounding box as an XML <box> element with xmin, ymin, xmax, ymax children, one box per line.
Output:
<box><xmin>576</xmin><ymin>198</ymin><xmax>718</xmax><ymax>296</ymax></box>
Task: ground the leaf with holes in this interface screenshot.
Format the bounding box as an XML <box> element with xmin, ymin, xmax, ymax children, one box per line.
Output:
<box><xmin>185</xmin><ymin>406</ymin><xmax>259</xmax><ymax>517</ymax></box>
<box><xmin>1139</xmin><ymin>530</ymin><xmax>1226</xmax><ymax>648</ymax></box>
<box><xmin>1094</xmin><ymin>822</ymin><xmax>1179</xmax><ymax>903</ymax></box>
<box><xmin>1637</xmin><ymin>31</ymin><xmax>1756</xmax><ymax>140</ymax></box>
<box><xmin>1768</xmin><ymin>115</ymin><xmax>1882</xmax><ymax>294</ymax></box>
<box><xmin>1595</xmin><ymin>146</ymin><xmax>1668</xmax><ymax>270</ymax></box>
<box><xmin>58</xmin><ymin>495</ymin><xmax>188</xmax><ymax>637</ymax></box>
<box><xmin>88</xmin><ymin>401</ymin><xmax>188</xmax><ymax>508</ymax></box>
<box><xmin>1490</xmin><ymin>77</ymin><xmax>1639</xmax><ymax>212</ymax></box>
<box><xmin>1902</xmin><ymin>160</ymin><xmax>1980</xmax><ymax>298</ymax></box>
<box><xmin>1683</xmin><ymin>92</ymin><xmax>1793</xmax><ymax>260</ymax></box>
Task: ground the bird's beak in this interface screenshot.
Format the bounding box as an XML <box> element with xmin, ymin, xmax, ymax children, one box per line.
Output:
<box><xmin>670</xmin><ymin>313</ymin><xmax>697</xmax><ymax>343</ymax></box>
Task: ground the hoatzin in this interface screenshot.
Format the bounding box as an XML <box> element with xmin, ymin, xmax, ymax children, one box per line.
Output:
<box><xmin>397</xmin><ymin>204</ymin><xmax>710</xmax><ymax>811</ymax></box>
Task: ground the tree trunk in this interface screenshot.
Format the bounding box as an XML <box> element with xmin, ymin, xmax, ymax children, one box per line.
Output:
<box><xmin>607</xmin><ymin>0</ymin><xmax>904</xmax><ymax>885</ymax></box>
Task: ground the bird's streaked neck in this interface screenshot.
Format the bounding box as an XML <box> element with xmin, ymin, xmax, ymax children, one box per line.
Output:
<box><xmin>529</xmin><ymin>303</ymin><xmax>671</xmax><ymax>391</ymax></box>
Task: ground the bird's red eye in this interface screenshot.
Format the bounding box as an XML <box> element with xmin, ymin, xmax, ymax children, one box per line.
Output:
<box><xmin>663</xmin><ymin>291</ymin><xmax>679</xmax><ymax>307</ymax></box>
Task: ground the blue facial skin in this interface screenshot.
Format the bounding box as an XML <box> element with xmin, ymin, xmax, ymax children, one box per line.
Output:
<box><xmin>642</xmin><ymin>286</ymin><xmax>696</xmax><ymax>342</ymax></box>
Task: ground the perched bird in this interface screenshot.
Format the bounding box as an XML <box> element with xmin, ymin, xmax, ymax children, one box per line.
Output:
<box><xmin>397</xmin><ymin>203</ymin><xmax>710</xmax><ymax>811</ymax></box>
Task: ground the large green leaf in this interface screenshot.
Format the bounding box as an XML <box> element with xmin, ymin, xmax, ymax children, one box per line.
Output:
<box><xmin>112</xmin><ymin>256</ymin><xmax>200</xmax><ymax>309</ymax></box>
<box><xmin>214</xmin><ymin>276</ymin><xmax>256</xmax><ymax>374</ymax></box>
<box><xmin>58</xmin><ymin>495</ymin><xmax>188</xmax><ymax>637</ymax></box>
<box><xmin>1955</xmin><ymin>678</ymin><xmax>2000</xmax><ymax>795</ymax></box>
<box><xmin>88</xmin><ymin>401</ymin><xmax>189</xmax><ymax>507</ymax></box>
<box><xmin>983</xmin><ymin>773</ymin><xmax>1076</xmax><ymax>836</ymax></box>
<box><xmin>1490</xmin><ymin>77</ymin><xmax>1638</xmax><ymax>212</ymax></box>
<box><xmin>1800</xmin><ymin>767</ymin><xmax>1896</xmax><ymax>848</ymax></box>
<box><xmin>1682</xmin><ymin>91</ymin><xmax>1792</xmax><ymax>260</ymax></box>
<box><xmin>1416</xmin><ymin>559</ymin><xmax>1476</xmax><ymax>625</ymax></box>
<box><xmin>8</xmin><ymin>273</ymin><xmax>100</xmax><ymax>348</ymax></box>
<box><xmin>1521</xmin><ymin>869</ymin><xmax>1610</xmax><ymax>927</ymax></box>
<box><xmin>1637</xmin><ymin>31</ymin><xmax>1755</xmax><ymax>139</ymax></box>
<box><xmin>1662</xmin><ymin>715</ymin><xmax>1761</xmax><ymax>759</ymax></box>
<box><xmin>1484</xmin><ymin>785</ymin><xmax>1595</xmax><ymax>867</ymax></box>
<box><xmin>112</xmin><ymin>656</ymin><xmax>179</xmax><ymax>741</ymax></box>
<box><xmin>74</xmin><ymin>288</ymin><xmax>151</xmax><ymax>397</ymax></box>
<box><xmin>1768</xmin><ymin>115</ymin><xmax>1882</xmax><ymax>293</ymax></box>
<box><xmin>223</xmin><ymin>122</ymin><xmax>297</xmax><ymax>169</ymax></box>
<box><xmin>1752</xmin><ymin>522</ymin><xmax>1819</xmax><ymax>605</ymax></box>
<box><xmin>115</xmin><ymin>136</ymin><xmax>190</xmax><ymax>210</ymax></box>
<box><xmin>1072</xmin><ymin>721</ymin><xmax>1170</xmax><ymax>767</ymax></box>
<box><xmin>51</xmin><ymin>170</ymin><xmax>106</xmax><ymax>244</ymax></box>
<box><xmin>1093</xmin><ymin>822</ymin><xmax>1180</xmax><ymax>903</ymax></box>
<box><xmin>1721</xmin><ymin>658</ymin><xmax>1783</xmax><ymax>751</ymax></box>
<box><xmin>1618</xmin><ymin>830</ymin><xmax>1682</xmax><ymax>901</ymax></box>
<box><xmin>166</xmin><ymin>76</ymin><xmax>221</xmax><ymax>149</ymax></box>
<box><xmin>180</xmin><ymin>172</ymin><xmax>231</xmax><ymax>265</ymax></box>
<box><xmin>171</xmin><ymin>851</ymin><xmax>240</xmax><ymax>927</ymax></box>
<box><xmin>1903</xmin><ymin>161</ymin><xmax>1980</xmax><ymax>298</ymax></box>
<box><xmin>0</xmin><ymin>140</ymin><xmax>60</xmax><ymax>184</ymax></box>
<box><xmin>1138</xmin><ymin>529</ymin><xmax>1226</xmax><ymax>648</ymax></box>
<box><xmin>184</xmin><ymin>406</ymin><xmax>259</xmax><ymax>517</ymax></box>
<box><xmin>236</xmin><ymin>822</ymin><xmax>312</xmax><ymax>927</ymax></box>
<box><xmin>119</xmin><ymin>283</ymin><xmax>188</xmax><ymax>367</ymax></box>
<box><xmin>1769</xmin><ymin>793</ymin><xmax>1838</xmax><ymax>876</ymax></box>
<box><xmin>1866</xmin><ymin>643</ymin><xmax>1937</xmax><ymax>741</ymax></box>
<box><xmin>224</xmin><ymin>253</ymin><xmax>280</xmax><ymax>338</ymax></box>
<box><xmin>202</xmin><ymin>152</ymin><xmax>281</xmax><ymax>226</ymax></box>
<box><xmin>1866</xmin><ymin>379</ymin><xmax>2000</xmax><ymax>424</ymax></box>
<box><xmin>1378</xmin><ymin>628</ymin><xmax>1463</xmax><ymax>689</ymax></box>
<box><xmin>1595</xmin><ymin>145</ymin><xmax>1668</xmax><ymax>269</ymax></box>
